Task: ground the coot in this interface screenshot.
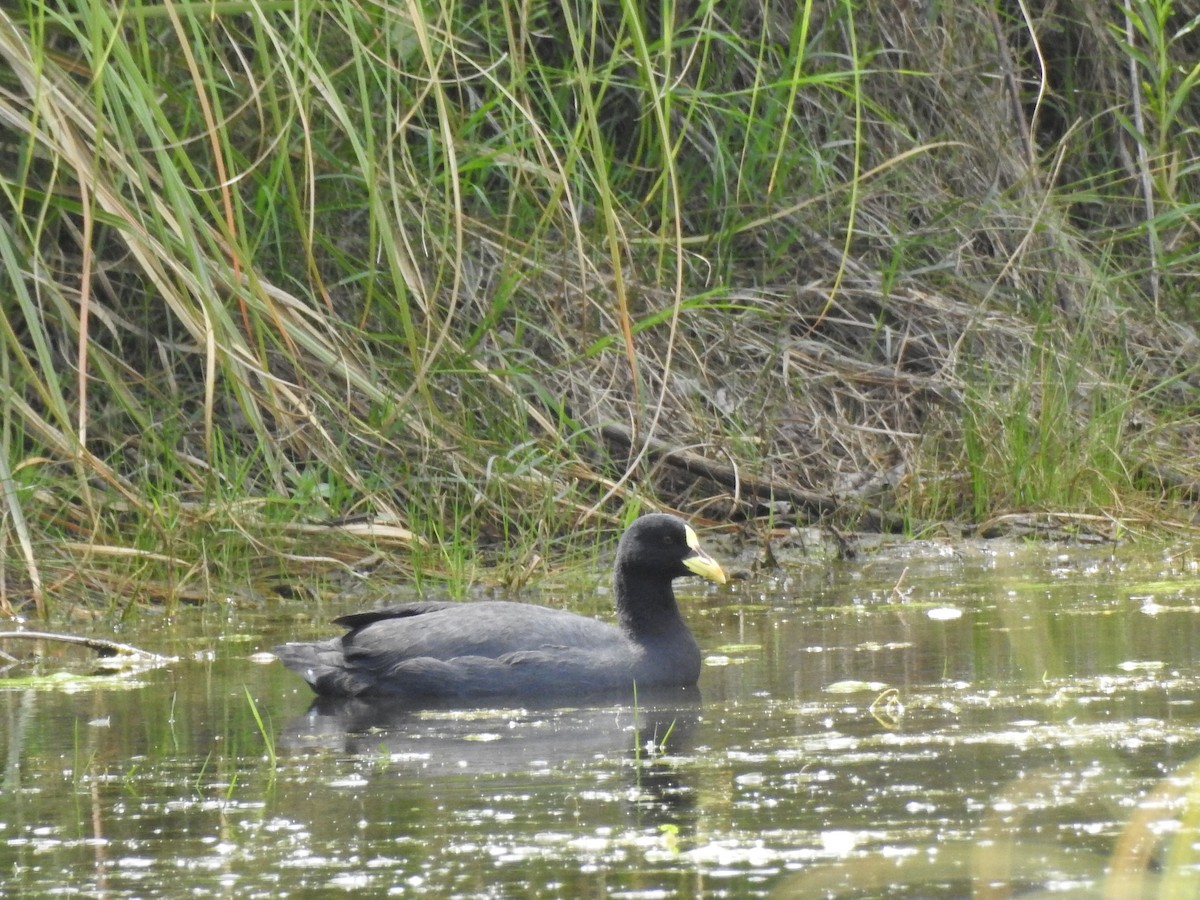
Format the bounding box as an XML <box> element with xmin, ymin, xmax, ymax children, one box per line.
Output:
<box><xmin>273</xmin><ymin>514</ymin><xmax>726</xmax><ymax>699</ymax></box>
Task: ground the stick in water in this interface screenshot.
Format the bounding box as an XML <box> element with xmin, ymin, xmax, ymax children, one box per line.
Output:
<box><xmin>0</xmin><ymin>631</ymin><xmax>168</xmax><ymax>661</ymax></box>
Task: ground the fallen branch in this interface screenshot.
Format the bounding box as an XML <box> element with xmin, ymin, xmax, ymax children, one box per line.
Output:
<box><xmin>600</xmin><ymin>423</ymin><xmax>906</xmax><ymax>531</ymax></box>
<box><xmin>0</xmin><ymin>631</ymin><xmax>169</xmax><ymax>661</ymax></box>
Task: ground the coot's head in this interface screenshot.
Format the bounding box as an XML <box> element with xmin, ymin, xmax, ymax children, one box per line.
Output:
<box><xmin>616</xmin><ymin>514</ymin><xmax>726</xmax><ymax>585</ymax></box>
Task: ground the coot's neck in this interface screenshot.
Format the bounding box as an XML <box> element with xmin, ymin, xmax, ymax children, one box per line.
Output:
<box><xmin>613</xmin><ymin>566</ymin><xmax>685</xmax><ymax>638</ymax></box>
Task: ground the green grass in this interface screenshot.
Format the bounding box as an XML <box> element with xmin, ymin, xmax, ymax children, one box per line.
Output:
<box><xmin>2</xmin><ymin>1</ymin><xmax>1200</xmax><ymax>613</ymax></box>
<box><xmin>243</xmin><ymin>685</ymin><xmax>277</xmax><ymax>769</ymax></box>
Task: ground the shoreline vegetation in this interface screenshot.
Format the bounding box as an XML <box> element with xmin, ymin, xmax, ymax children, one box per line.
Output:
<box><xmin>2</xmin><ymin>1</ymin><xmax>1199</xmax><ymax>614</ymax></box>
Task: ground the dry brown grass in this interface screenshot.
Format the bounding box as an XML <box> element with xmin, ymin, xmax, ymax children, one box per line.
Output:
<box><xmin>2</xmin><ymin>1</ymin><xmax>1200</xmax><ymax>610</ymax></box>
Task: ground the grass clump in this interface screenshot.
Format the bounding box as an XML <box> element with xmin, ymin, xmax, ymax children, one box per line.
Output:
<box><xmin>1</xmin><ymin>1</ymin><xmax>1200</xmax><ymax>613</ymax></box>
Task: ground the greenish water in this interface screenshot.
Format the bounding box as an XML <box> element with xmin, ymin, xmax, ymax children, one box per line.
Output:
<box><xmin>4</xmin><ymin>539</ymin><xmax>1200</xmax><ymax>897</ymax></box>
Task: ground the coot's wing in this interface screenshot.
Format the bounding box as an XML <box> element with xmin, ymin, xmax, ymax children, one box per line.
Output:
<box><xmin>333</xmin><ymin>602</ymin><xmax>457</xmax><ymax>630</ymax></box>
<box><xmin>277</xmin><ymin>601</ymin><xmax>633</xmax><ymax>698</ymax></box>
<box><xmin>364</xmin><ymin>646</ymin><xmax>642</xmax><ymax>698</ymax></box>
<box><xmin>340</xmin><ymin>601</ymin><xmax>627</xmax><ymax>663</ymax></box>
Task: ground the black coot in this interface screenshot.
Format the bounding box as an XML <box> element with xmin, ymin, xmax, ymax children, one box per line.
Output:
<box><xmin>273</xmin><ymin>514</ymin><xmax>726</xmax><ymax>699</ymax></box>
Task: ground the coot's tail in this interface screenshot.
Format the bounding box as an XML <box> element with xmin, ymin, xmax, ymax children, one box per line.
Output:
<box><xmin>274</xmin><ymin>640</ymin><xmax>363</xmax><ymax>697</ymax></box>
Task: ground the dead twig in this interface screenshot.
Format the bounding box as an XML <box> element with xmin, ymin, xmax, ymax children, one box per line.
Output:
<box><xmin>600</xmin><ymin>423</ymin><xmax>906</xmax><ymax>532</ymax></box>
<box><xmin>0</xmin><ymin>631</ymin><xmax>169</xmax><ymax>661</ymax></box>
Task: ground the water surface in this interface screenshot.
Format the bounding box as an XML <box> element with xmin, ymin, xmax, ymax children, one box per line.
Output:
<box><xmin>4</xmin><ymin>538</ymin><xmax>1200</xmax><ymax>896</ymax></box>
